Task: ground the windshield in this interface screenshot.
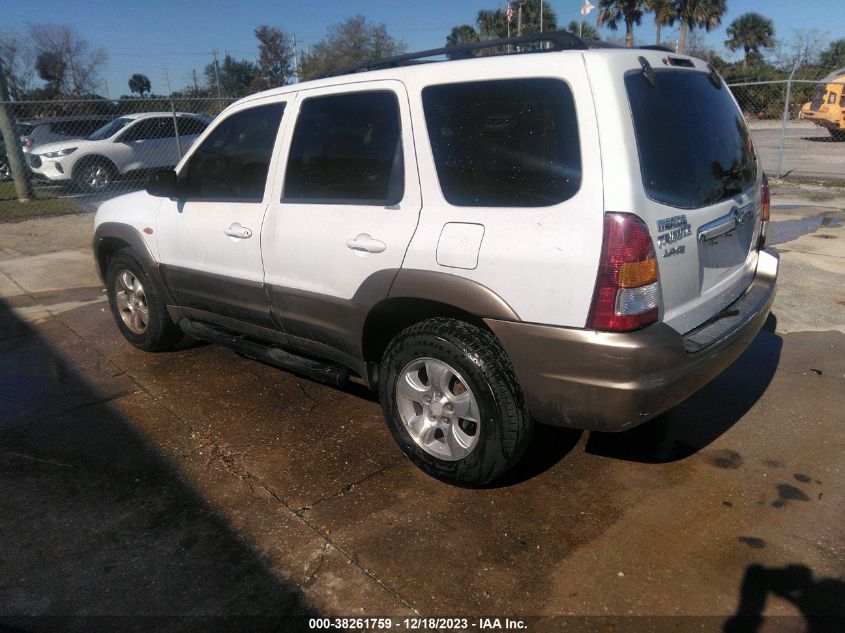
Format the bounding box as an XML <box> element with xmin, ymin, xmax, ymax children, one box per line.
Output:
<box><xmin>626</xmin><ymin>70</ymin><xmax>757</xmax><ymax>209</ymax></box>
<box><xmin>88</xmin><ymin>117</ymin><xmax>132</xmax><ymax>141</ymax></box>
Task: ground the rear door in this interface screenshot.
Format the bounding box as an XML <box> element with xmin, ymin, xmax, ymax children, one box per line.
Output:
<box><xmin>262</xmin><ymin>81</ymin><xmax>421</xmax><ymax>358</ymax></box>
<box><xmin>588</xmin><ymin>53</ymin><xmax>763</xmax><ymax>334</ymax></box>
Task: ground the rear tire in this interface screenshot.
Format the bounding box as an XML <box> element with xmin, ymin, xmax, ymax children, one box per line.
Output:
<box><xmin>379</xmin><ymin>318</ymin><xmax>532</xmax><ymax>487</ymax></box>
<box><xmin>106</xmin><ymin>249</ymin><xmax>182</xmax><ymax>352</ymax></box>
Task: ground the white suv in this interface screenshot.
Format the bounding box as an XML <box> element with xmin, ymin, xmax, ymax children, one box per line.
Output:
<box><xmin>30</xmin><ymin>112</ymin><xmax>211</xmax><ymax>192</ymax></box>
<box><xmin>93</xmin><ymin>33</ymin><xmax>778</xmax><ymax>486</ymax></box>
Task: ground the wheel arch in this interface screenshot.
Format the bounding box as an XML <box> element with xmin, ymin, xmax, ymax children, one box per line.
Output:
<box><xmin>93</xmin><ymin>222</ymin><xmax>174</xmax><ymax>304</ymax></box>
<box><xmin>361</xmin><ymin>269</ymin><xmax>521</xmax><ymax>372</ymax></box>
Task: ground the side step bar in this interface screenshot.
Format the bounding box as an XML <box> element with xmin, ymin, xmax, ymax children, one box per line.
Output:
<box><xmin>179</xmin><ymin>318</ymin><xmax>349</xmax><ymax>387</ymax></box>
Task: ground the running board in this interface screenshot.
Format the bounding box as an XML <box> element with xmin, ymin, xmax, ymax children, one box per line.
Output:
<box><xmin>178</xmin><ymin>318</ymin><xmax>349</xmax><ymax>387</ymax></box>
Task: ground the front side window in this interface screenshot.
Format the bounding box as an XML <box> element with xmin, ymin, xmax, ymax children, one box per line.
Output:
<box><xmin>283</xmin><ymin>91</ymin><xmax>403</xmax><ymax>205</ymax></box>
<box><xmin>422</xmin><ymin>78</ymin><xmax>582</xmax><ymax>207</ymax></box>
<box><xmin>121</xmin><ymin>117</ymin><xmax>176</xmax><ymax>142</ymax></box>
<box><xmin>89</xmin><ymin>117</ymin><xmax>132</xmax><ymax>141</ymax></box>
<box><xmin>181</xmin><ymin>103</ymin><xmax>285</xmax><ymax>201</ymax></box>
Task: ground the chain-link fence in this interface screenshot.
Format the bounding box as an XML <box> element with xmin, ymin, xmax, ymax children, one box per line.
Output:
<box><xmin>2</xmin><ymin>79</ymin><xmax>844</xmax><ymax>203</ymax></box>
<box><xmin>1</xmin><ymin>97</ymin><xmax>236</xmax><ymax>198</ymax></box>
<box><xmin>728</xmin><ymin>78</ymin><xmax>845</xmax><ymax>180</ymax></box>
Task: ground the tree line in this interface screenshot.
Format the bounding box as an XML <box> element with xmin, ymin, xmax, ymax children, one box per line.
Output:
<box><xmin>2</xmin><ymin>6</ymin><xmax>845</xmax><ymax>105</ymax></box>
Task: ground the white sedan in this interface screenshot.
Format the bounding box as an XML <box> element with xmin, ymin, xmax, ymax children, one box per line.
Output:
<box><xmin>29</xmin><ymin>112</ymin><xmax>212</xmax><ymax>192</ymax></box>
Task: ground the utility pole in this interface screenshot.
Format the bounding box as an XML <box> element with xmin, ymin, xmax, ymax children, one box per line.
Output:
<box><xmin>211</xmin><ymin>49</ymin><xmax>222</xmax><ymax>98</ymax></box>
<box><xmin>192</xmin><ymin>69</ymin><xmax>199</xmax><ymax>95</ymax></box>
<box><xmin>517</xmin><ymin>0</ymin><xmax>523</xmax><ymax>37</ymax></box>
<box><xmin>0</xmin><ymin>57</ymin><xmax>33</xmax><ymax>201</ymax></box>
<box><xmin>292</xmin><ymin>33</ymin><xmax>299</xmax><ymax>84</ymax></box>
<box><xmin>540</xmin><ymin>0</ymin><xmax>544</xmax><ymax>33</ymax></box>
<box><xmin>164</xmin><ymin>70</ymin><xmax>182</xmax><ymax>159</ymax></box>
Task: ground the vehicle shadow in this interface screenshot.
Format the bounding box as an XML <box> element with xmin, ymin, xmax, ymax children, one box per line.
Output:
<box><xmin>0</xmin><ymin>297</ymin><xmax>325</xmax><ymax>632</ymax></box>
<box><xmin>490</xmin><ymin>424</ymin><xmax>584</xmax><ymax>487</ymax></box>
<box><xmin>800</xmin><ymin>136</ymin><xmax>844</xmax><ymax>142</ymax></box>
<box><xmin>724</xmin><ymin>563</ymin><xmax>845</xmax><ymax>633</ymax></box>
<box><xmin>584</xmin><ymin>314</ymin><xmax>782</xmax><ymax>464</ymax></box>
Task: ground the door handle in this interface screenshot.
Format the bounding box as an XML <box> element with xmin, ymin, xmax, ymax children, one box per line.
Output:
<box><xmin>224</xmin><ymin>223</ymin><xmax>253</xmax><ymax>239</ymax></box>
<box><xmin>346</xmin><ymin>233</ymin><xmax>386</xmax><ymax>254</ymax></box>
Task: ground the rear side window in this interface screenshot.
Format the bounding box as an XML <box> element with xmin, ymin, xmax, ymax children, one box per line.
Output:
<box><xmin>178</xmin><ymin>116</ymin><xmax>209</xmax><ymax>136</ymax></box>
<box><xmin>422</xmin><ymin>78</ymin><xmax>581</xmax><ymax>207</ymax></box>
<box><xmin>626</xmin><ymin>70</ymin><xmax>757</xmax><ymax>209</ymax></box>
<box><xmin>283</xmin><ymin>91</ymin><xmax>403</xmax><ymax>205</ymax></box>
<box><xmin>182</xmin><ymin>103</ymin><xmax>285</xmax><ymax>201</ymax></box>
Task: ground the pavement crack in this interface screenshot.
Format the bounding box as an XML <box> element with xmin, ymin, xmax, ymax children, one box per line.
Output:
<box><xmin>297</xmin><ymin>382</ymin><xmax>320</xmax><ymax>411</ymax></box>
<box><xmin>1</xmin><ymin>451</ymin><xmax>74</xmax><ymax>468</ymax></box>
<box><xmin>297</xmin><ymin>458</ymin><xmax>404</xmax><ymax>514</ymax></box>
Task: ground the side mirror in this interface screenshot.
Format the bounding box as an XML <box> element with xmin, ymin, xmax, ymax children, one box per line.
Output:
<box><xmin>146</xmin><ymin>169</ymin><xmax>178</xmax><ymax>198</ymax></box>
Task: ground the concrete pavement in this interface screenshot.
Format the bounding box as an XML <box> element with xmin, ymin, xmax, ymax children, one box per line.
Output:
<box><xmin>1</xmin><ymin>199</ymin><xmax>844</xmax><ymax>631</ymax></box>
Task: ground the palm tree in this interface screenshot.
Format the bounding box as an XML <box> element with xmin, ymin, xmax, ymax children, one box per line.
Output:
<box><xmin>597</xmin><ymin>0</ymin><xmax>644</xmax><ymax>48</ymax></box>
<box><xmin>128</xmin><ymin>73</ymin><xmax>151</xmax><ymax>97</ymax></box>
<box><xmin>725</xmin><ymin>13</ymin><xmax>775</xmax><ymax>71</ymax></box>
<box><xmin>476</xmin><ymin>9</ymin><xmax>506</xmax><ymax>39</ymax></box>
<box><xmin>446</xmin><ymin>25</ymin><xmax>479</xmax><ymax>47</ymax></box>
<box><xmin>566</xmin><ymin>20</ymin><xmax>598</xmax><ymax>40</ymax></box>
<box><xmin>644</xmin><ymin>0</ymin><xmax>677</xmax><ymax>46</ymax></box>
<box><xmin>675</xmin><ymin>0</ymin><xmax>726</xmax><ymax>55</ymax></box>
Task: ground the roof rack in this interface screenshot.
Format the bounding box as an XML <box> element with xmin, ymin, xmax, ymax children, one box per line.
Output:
<box><xmin>326</xmin><ymin>30</ymin><xmax>587</xmax><ymax>78</ymax></box>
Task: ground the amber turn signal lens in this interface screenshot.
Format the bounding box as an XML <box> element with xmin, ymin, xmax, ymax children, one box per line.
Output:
<box><xmin>618</xmin><ymin>259</ymin><xmax>657</xmax><ymax>288</ymax></box>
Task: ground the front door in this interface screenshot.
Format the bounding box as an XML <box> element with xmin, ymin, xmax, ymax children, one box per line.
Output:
<box><xmin>156</xmin><ymin>100</ymin><xmax>288</xmax><ymax>328</ymax></box>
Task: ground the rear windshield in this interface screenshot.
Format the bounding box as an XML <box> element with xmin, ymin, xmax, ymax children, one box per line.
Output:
<box><xmin>626</xmin><ymin>70</ymin><xmax>756</xmax><ymax>209</ymax></box>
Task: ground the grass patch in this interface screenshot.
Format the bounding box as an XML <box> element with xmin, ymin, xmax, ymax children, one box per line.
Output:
<box><xmin>0</xmin><ymin>181</ymin><xmax>84</xmax><ymax>222</ymax></box>
<box><xmin>773</xmin><ymin>175</ymin><xmax>845</xmax><ymax>189</ymax></box>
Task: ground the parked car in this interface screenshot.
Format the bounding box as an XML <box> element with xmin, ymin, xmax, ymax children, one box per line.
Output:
<box><xmin>29</xmin><ymin>112</ymin><xmax>212</xmax><ymax>192</ymax></box>
<box><xmin>19</xmin><ymin>116</ymin><xmax>115</xmax><ymax>156</ymax></box>
<box><xmin>800</xmin><ymin>67</ymin><xmax>845</xmax><ymax>140</ymax></box>
<box><xmin>93</xmin><ymin>32</ymin><xmax>778</xmax><ymax>486</ymax></box>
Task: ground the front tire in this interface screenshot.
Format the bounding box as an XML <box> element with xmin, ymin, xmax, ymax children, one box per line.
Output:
<box><xmin>830</xmin><ymin>129</ymin><xmax>845</xmax><ymax>141</ymax></box>
<box><xmin>74</xmin><ymin>158</ymin><xmax>116</xmax><ymax>192</ymax></box>
<box><xmin>379</xmin><ymin>318</ymin><xmax>532</xmax><ymax>487</ymax></box>
<box><xmin>106</xmin><ymin>249</ymin><xmax>182</xmax><ymax>351</ymax></box>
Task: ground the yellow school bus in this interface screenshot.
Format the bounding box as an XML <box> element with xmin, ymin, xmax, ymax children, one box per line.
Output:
<box><xmin>801</xmin><ymin>68</ymin><xmax>845</xmax><ymax>140</ymax></box>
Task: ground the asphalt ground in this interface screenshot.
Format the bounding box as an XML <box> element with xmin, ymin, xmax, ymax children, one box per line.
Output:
<box><xmin>0</xmin><ymin>197</ymin><xmax>844</xmax><ymax>632</ymax></box>
<box><xmin>747</xmin><ymin>120</ymin><xmax>845</xmax><ymax>181</ymax></box>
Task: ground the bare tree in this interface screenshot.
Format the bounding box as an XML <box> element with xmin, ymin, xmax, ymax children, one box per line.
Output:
<box><xmin>28</xmin><ymin>24</ymin><xmax>106</xmax><ymax>96</ymax></box>
<box><xmin>772</xmin><ymin>28</ymin><xmax>826</xmax><ymax>71</ymax></box>
<box><xmin>0</xmin><ymin>30</ymin><xmax>34</xmax><ymax>100</ymax></box>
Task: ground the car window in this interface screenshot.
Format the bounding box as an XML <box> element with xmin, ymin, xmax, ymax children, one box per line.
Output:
<box><xmin>422</xmin><ymin>78</ymin><xmax>581</xmax><ymax>207</ymax></box>
<box><xmin>89</xmin><ymin>117</ymin><xmax>132</xmax><ymax>141</ymax></box>
<box><xmin>181</xmin><ymin>103</ymin><xmax>285</xmax><ymax>201</ymax></box>
<box><xmin>49</xmin><ymin>120</ymin><xmax>109</xmax><ymax>137</ymax></box>
<box><xmin>177</xmin><ymin>116</ymin><xmax>209</xmax><ymax>136</ymax></box>
<box><xmin>282</xmin><ymin>91</ymin><xmax>404</xmax><ymax>205</ymax></box>
<box><xmin>122</xmin><ymin>117</ymin><xmax>176</xmax><ymax>142</ymax></box>
<box><xmin>626</xmin><ymin>70</ymin><xmax>757</xmax><ymax>209</ymax></box>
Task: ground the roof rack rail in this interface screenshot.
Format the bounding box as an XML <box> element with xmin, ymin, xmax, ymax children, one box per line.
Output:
<box><xmin>325</xmin><ymin>30</ymin><xmax>587</xmax><ymax>78</ymax></box>
<box><xmin>639</xmin><ymin>45</ymin><xmax>675</xmax><ymax>52</ymax></box>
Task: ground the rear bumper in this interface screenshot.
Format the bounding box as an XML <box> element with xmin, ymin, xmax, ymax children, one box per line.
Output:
<box><xmin>486</xmin><ymin>249</ymin><xmax>779</xmax><ymax>432</ymax></box>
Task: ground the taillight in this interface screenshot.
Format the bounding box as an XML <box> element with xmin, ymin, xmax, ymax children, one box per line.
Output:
<box><xmin>587</xmin><ymin>213</ymin><xmax>659</xmax><ymax>332</ymax></box>
<box><xmin>22</xmin><ymin>138</ymin><xmax>33</xmax><ymax>148</ymax></box>
<box><xmin>759</xmin><ymin>173</ymin><xmax>770</xmax><ymax>249</ymax></box>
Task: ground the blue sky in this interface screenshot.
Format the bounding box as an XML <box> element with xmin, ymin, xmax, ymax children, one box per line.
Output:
<box><xmin>4</xmin><ymin>0</ymin><xmax>844</xmax><ymax>96</ymax></box>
